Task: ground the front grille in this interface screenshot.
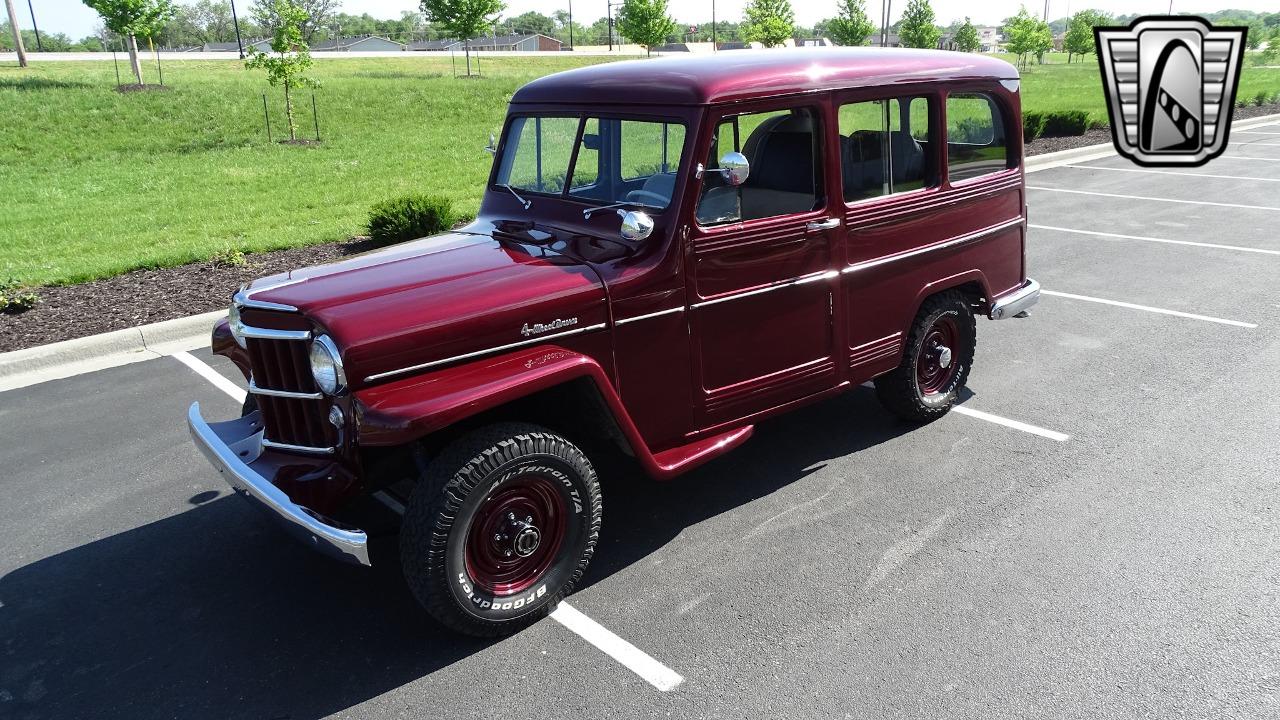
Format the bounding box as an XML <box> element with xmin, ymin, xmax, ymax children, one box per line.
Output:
<box><xmin>246</xmin><ymin>338</ymin><xmax>333</xmax><ymax>450</ymax></box>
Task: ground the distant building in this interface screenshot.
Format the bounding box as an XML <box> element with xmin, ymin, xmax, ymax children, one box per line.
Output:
<box><xmin>200</xmin><ymin>39</ymin><xmax>271</xmax><ymax>52</ymax></box>
<box><xmin>652</xmin><ymin>43</ymin><xmax>691</xmax><ymax>53</ymax></box>
<box><xmin>408</xmin><ymin>38</ymin><xmax>463</xmax><ymax>51</ymax></box>
<box><xmin>867</xmin><ymin>33</ymin><xmax>901</xmax><ymax>47</ymax></box>
<box><xmin>976</xmin><ymin>26</ymin><xmax>1001</xmax><ymax>52</ymax></box>
<box><xmin>466</xmin><ymin>34</ymin><xmax>562</xmax><ymax>52</ymax></box>
<box><xmin>798</xmin><ymin>37</ymin><xmax>833</xmax><ymax>47</ymax></box>
<box><xmin>312</xmin><ymin>35</ymin><xmax>405</xmax><ymax>52</ymax></box>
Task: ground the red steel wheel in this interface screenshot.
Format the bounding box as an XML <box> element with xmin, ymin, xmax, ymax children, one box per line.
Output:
<box><xmin>915</xmin><ymin>314</ymin><xmax>960</xmax><ymax>396</ymax></box>
<box><xmin>464</xmin><ymin>474</ymin><xmax>567</xmax><ymax>597</ymax></box>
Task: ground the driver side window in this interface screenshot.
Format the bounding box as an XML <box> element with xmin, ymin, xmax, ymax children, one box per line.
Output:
<box><xmin>696</xmin><ymin>107</ymin><xmax>824</xmax><ymax>226</ymax></box>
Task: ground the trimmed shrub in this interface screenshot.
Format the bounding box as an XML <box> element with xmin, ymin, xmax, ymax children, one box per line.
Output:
<box><xmin>1040</xmin><ymin>110</ymin><xmax>1091</xmax><ymax>137</ymax></box>
<box><xmin>1023</xmin><ymin>111</ymin><xmax>1047</xmax><ymax>141</ymax></box>
<box><xmin>367</xmin><ymin>193</ymin><xmax>457</xmax><ymax>247</ymax></box>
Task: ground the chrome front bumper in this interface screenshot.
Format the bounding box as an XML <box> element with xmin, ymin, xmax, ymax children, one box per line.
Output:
<box><xmin>187</xmin><ymin>402</ymin><xmax>371</xmax><ymax>566</ymax></box>
<box><xmin>989</xmin><ymin>278</ymin><xmax>1040</xmax><ymax>320</ymax></box>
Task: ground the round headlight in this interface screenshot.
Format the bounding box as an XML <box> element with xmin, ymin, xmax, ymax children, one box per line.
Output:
<box><xmin>227</xmin><ymin>303</ymin><xmax>247</xmax><ymax>349</ymax></box>
<box><xmin>309</xmin><ymin>335</ymin><xmax>347</xmax><ymax>395</ymax></box>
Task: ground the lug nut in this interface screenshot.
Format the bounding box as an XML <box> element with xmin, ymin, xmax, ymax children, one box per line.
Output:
<box><xmin>525</xmin><ymin>516</ymin><xmax>532</xmax><ymax>523</ymax></box>
<box><xmin>508</xmin><ymin>512</ymin><xmax>515</xmax><ymax>520</ymax></box>
<box><xmin>504</xmin><ymin>550</ymin><xmax>513</xmax><ymax>557</ymax></box>
<box><xmin>494</xmin><ymin>533</ymin><xmax>502</xmax><ymax>541</ymax></box>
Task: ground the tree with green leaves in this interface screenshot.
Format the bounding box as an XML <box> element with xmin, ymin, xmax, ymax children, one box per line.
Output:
<box><xmin>83</xmin><ymin>0</ymin><xmax>176</xmax><ymax>85</ymax></box>
<box><xmin>953</xmin><ymin>17</ymin><xmax>979</xmax><ymax>52</ymax></box>
<box><xmin>1063</xmin><ymin>9</ymin><xmax>1109</xmax><ymax>63</ymax></box>
<box><xmin>245</xmin><ymin>0</ymin><xmax>318</xmax><ymax>142</ymax></box>
<box><xmin>827</xmin><ymin>0</ymin><xmax>873</xmax><ymax>46</ymax></box>
<box><xmin>250</xmin><ymin>0</ymin><xmax>334</xmax><ymax>42</ymax></box>
<box><xmin>742</xmin><ymin>0</ymin><xmax>794</xmax><ymax>48</ymax></box>
<box><xmin>898</xmin><ymin>0</ymin><xmax>939</xmax><ymax>49</ymax></box>
<box><xmin>420</xmin><ymin>0</ymin><xmax>504</xmax><ymax>77</ymax></box>
<box><xmin>1004</xmin><ymin>5</ymin><xmax>1052</xmax><ymax>68</ymax></box>
<box><xmin>617</xmin><ymin>0</ymin><xmax>675</xmax><ymax>56</ymax></box>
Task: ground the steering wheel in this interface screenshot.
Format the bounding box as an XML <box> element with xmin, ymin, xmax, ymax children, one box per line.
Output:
<box><xmin>625</xmin><ymin>190</ymin><xmax>669</xmax><ymax>207</ymax></box>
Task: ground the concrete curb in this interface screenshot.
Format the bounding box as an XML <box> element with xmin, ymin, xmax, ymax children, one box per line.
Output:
<box><xmin>0</xmin><ymin>310</ymin><xmax>224</xmax><ymax>392</ymax></box>
<box><xmin>1024</xmin><ymin>112</ymin><xmax>1280</xmax><ymax>173</ymax></box>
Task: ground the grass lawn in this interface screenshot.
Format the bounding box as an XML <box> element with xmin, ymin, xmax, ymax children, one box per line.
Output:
<box><xmin>1</xmin><ymin>53</ymin><xmax>1278</xmax><ymax>288</ymax></box>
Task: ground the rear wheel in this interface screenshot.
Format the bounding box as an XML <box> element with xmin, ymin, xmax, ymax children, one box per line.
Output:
<box><xmin>874</xmin><ymin>291</ymin><xmax>976</xmax><ymax>422</ymax></box>
<box><xmin>400</xmin><ymin>423</ymin><xmax>602</xmax><ymax>637</ymax></box>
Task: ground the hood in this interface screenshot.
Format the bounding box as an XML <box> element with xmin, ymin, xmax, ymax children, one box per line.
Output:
<box><xmin>245</xmin><ymin>230</ymin><xmax>609</xmax><ymax>386</ymax></box>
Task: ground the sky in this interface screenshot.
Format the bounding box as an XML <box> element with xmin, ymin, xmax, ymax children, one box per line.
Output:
<box><xmin>19</xmin><ymin>0</ymin><xmax>1280</xmax><ymax>43</ymax></box>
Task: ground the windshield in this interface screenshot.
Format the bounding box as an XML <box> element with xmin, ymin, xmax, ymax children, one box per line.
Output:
<box><xmin>494</xmin><ymin>115</ymin><xmax>687</xmax><ymax>210</ymax></box>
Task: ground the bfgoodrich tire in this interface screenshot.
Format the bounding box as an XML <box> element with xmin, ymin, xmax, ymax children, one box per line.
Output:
<box><xmin>874</xmin><ymin>291</ymin><xmax>976</xmax><ymax>423</ymax></box>
<box><xmin>400</xmin><ymin>423</ymin><xmax>602</xmax><ymax>637</ymax></box>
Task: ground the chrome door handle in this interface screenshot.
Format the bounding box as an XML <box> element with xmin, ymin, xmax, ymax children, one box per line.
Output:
<box><xmin>806</xmin><ymin>218</ymin><xmax>841</xmax><ymax>232</ymax></box>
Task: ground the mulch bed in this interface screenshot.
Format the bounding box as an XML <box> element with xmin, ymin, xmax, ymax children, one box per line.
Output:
<box><xmin>0</xmin><ymin>238</ymin><xmax>383</xmax><ymax>354</ymax></box>
<box><xmin>5</xmin><ymin>102</ymin><xmax>1280</xmax><ymax>355</ymax></box>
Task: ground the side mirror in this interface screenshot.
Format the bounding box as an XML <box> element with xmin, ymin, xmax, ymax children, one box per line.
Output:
<box><xmin>485</xmin><ymin>132</ymin><xmax>497</xmax><ymax>155</ymax></box>
<box><xmin>719</xmin><ymin>151</ymin><xmax>750</xmax><ymax>186</ymax></box>
<box><xmin>618</xmin><ymin>210</ymin><xmax>654</xmax><ymax>242</ymax></box>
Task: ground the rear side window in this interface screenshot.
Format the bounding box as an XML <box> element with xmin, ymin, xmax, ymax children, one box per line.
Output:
<box><xmin>696</xmin><ymin>107</ymin><xmax>824</xmax><ymax>225</ymax></box>
<box><xmin>838</xmin><ymin>96</ymin><xmax>935</xmax><ymax>203</ymax></box>
<box><xmin>947</xmin><ymin>93</ymin><xmax>1010</xmax><ymax>183</ymax></box>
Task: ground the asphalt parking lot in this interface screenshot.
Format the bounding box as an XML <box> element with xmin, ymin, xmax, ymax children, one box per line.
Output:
<box><xmin>4</xmin><ymin>124</ymin><xmax>1280</xmax><ymax>720</ymax></box>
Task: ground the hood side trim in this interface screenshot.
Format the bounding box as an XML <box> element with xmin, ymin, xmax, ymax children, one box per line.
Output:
<box><xmin>363</xmin><ymin>322</ymin><xmax>608</xmax><ymax>384</ymax></box>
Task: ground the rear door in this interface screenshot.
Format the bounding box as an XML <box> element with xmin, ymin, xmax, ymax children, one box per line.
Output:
<box><xmin>685</xmin><ymin>98</ymin><xmax>842</xmax><ymax>428</ymax></box>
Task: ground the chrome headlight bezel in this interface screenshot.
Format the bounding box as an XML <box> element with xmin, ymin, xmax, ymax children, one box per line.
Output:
<box><xmin>227</xmin><ymin>303</ymin><xmax>247</xmax><ymax>349</ymax></box>
<box><xmin>309</xmin><ymin>334</ymin><xmax>347</xmax><ymax>396</ymax></box>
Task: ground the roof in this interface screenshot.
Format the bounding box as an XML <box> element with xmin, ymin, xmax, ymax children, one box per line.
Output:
<box><xmin>312</xmin><ymin>35</ymin><xmax>404</xmax><ymax>50</ymax></box>
<box><xmin>512</xmin><ymin>47</ymin><xmax>1019</xmax><ymax>107</ymax></box>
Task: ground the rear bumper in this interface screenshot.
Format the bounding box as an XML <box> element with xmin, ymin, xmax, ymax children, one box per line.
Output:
<box><xmin>989</xmin><ymin>278</ymin><xmax>1040</xmax><ymax>320</ymax></box>
<box><xmin>187</xmin><ymin>402</ymin><xmax>371</xmax><ymax>566</ymax></box>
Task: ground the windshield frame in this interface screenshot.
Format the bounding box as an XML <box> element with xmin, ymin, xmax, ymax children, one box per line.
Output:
<box><xmin>488</xmin><ymin>110</ymin><xmax>692</xmax><ymax>214</ymax></box>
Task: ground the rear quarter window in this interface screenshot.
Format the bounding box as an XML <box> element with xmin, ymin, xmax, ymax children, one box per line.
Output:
<box><xmin>946</xmin><ymin>93</ymin><xmax>1012</xmax><ymax>183</ymax></box>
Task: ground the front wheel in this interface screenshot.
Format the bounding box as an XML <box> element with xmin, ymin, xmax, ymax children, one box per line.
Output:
<box><xmin>874</xmin><ymin>291</ymin><xmax>976</xmax><ymax>423</ymax></box>
<box><xmin>400</xmin><ymin>423</ymin><xmax>602</xmax><ymax>637</ymax></box>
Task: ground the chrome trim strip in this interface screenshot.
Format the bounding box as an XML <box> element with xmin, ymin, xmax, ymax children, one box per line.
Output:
<box><xmin>248</xmin><ymin>378</ymin><xmax>323</xmax><ymax>400</ymax></box>
<box><xmin>240</xmin><ymin>324</ymin><xmax>311</xmax><ymax>341</ymax></box>
<box><xmin>363</xmin><ymin>323</ymin><xmax>609</xmax><ymax>383</ymax></box>
<box><xmin>690</xmin><ymin>269</ymin><xmax>835</xmax><ymax>309</ymax></box>
<box><xmin>187</xmin><ymin>403</ymin><xmax>367</xmax><ymax>566</ymax></box>
<box><xmin>614</xmin><ymin>306</ymin><xmax>685</xmax><ymax>326</ymax></box>
<box><xmin>989</xmin><ymin>278</ymin><xmax>1040</xmax><ymax>320</ymax></box>
<box><xmin>850</xmin><ymin>331</ymin><xmax>902</xmax><ymax>351</ymax></box>
<box><xmin>261</xmin><ymin>438</ymin><xmax>336</xmax><ymax>455</ymax></box>
<box><xmin>842</xmin><ymin>217</ymin><xmax>1024</xmax><ymax>275</ymax></box>
<box><xmin>233</xmin><ymin>289</ymin><xmax>299</xmax><ymax>313</ymax></box>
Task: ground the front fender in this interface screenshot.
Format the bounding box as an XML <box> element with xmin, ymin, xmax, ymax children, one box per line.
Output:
<box><xmin>353</xmin><ymin>345</ymin><xmax>751</xmax><ymax>481</ymax></box>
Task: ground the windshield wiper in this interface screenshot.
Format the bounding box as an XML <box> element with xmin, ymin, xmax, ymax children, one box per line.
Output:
<box><xmin>502</xmin><ymin>184</ymin><xmax>532</xmax><ymax>210</ymax></box>
<box><xmin>582</xmin><ymin>200</ymin><xmax>658</xmax><ymax>220</ymax></box>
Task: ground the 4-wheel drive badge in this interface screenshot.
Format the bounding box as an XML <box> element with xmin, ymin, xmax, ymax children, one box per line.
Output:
<box><xmin>520</xmin><ymin>317</ymin><xmax>578</xmax><ymax>337</ymax></box>
<box><xmin>1095</xmin><ymin>16</ymin><xmax>1247</xmax><ymax>167</ymax></box>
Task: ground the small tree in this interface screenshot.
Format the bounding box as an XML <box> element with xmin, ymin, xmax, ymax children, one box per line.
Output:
<box><xmin>828</xmin><ymin>0</ymin><xmax>874</xmax><ymax>47</ymax></box>
<box><xmin>742</xmin><ymin>0</ymin><xmax>794</xmax><ymax>48</ymax></box>
<box><xmin>1063</xmin><ymin>9</ymin><xmax>1108</xmax><ymax>63</ymax></box>
<box><xmin>617</xmin><ymin>0</ymin><xmax>675</xmax><ymax>56</ymax></box>
<box><xmin>898</xmin><ymin>0</ymin><xmax>940</xmax><ymax>49</ymax></box>
<box><xmin>245</xmin><ymin>0</ymin><xmax>318</xmax><ymax>142</ymax></box>
<box><xmin>420</xmin><ymin>0</ymin><xmax>504</xmax><ymax>77</ymax></box>
<box><xmin>1004</xmin><ymin>5</ymin><xmax>1051</xmax><ymax>68</ymax></box>
<box><xmin>954</xmin><ymin>17</ymin><xmax>980</xmax><ymax>52</ymax></box>
<box><xmin>83</xmin><ymin>0</ymin><xmax>176</xmax><ymax>86</ymax></box>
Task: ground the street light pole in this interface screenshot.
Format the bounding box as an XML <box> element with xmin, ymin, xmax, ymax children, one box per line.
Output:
<box><xmin>25</xmin><ymin>0</ymin><xmax>40</xmax><ymax>52</ymax></box>
<box><xmin>4</xmin><ymin>0</ymin><xmax>26</xmax><ymax>66</ymax></box>
<box><xmin>230</xmin><ymin>0</ymin><xmax>245</xmax><ymax>58</ymax></box>
<box><xmin>712</xmin><ymin>0</ymin><xmax>716</xmax><ymax>51</ymax></box>
<box><xmin>568</xmin><ymin>0</ymin><xmax>573</xmax><ymax>49</ymax></box>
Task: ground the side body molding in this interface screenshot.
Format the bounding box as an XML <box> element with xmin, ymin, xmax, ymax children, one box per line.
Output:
<box><xmin>354</xmin><ymin>345</ymin><xmax>753</xmax><ymax>481</ymax></box>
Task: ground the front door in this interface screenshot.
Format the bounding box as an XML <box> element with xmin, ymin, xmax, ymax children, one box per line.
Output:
<box><xmin>685</xmin><ymin>100</ymin><xmax>842</xmax><ymax>429</ymax></box>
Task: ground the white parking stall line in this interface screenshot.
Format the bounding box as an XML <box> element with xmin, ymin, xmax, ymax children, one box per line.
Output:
<box><xmin>1041</xmin><ymin>290</ymin><xmax>1257</xmax><ymax>328</ymax></box>
<box><xmin>173</xmin><ymin>351</ymin><xmax>247</xmax><ymax>403</ymax></box>
<box><xmin>1214</xmin><ymin>155</ymin><xmax>1280</xmax><ymax>163</ymax></box>
<box><xmin>1233</xmin><ymin>130</ymin><xmax>1280</xmax><ymax>135</ymax></box>
<box><xmin>171</xmin><ymin>348</ymin><xmax>683</xmax><ymax>692</ymax></box>
<box><xmin>1060</xmin><ymin>164</ymin><xmax>1280</xmax><ymax>183</ymax></box>
<box><xmin>950</xmin><ymin>406</ymin><xmax>1070</xmax><ymax>442</ymax></box>
<box><xmin>1026</xmin><ymin>186</ymin><xmax>1280</xmax><ymax>212</ymax></box>
<box><xmin>550</xmin><ymin>602</ymin><xmax>684</xmax><ymax>692</ymax></box>
<box><xmin>1029</xmin><ymin>224</ymin><xmax>1280</xmax><ymax>257</ymax></box>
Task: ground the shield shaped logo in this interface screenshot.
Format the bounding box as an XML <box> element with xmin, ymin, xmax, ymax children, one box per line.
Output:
<box><xmin>1095</xmin><ymin>16</ymin><xmax>1247</xmax><ymax>167</ymax></box>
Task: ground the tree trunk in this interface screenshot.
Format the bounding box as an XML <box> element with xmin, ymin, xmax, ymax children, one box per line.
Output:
<box><xmin>4</xmin><ymin>0</ymin><xmax>27</xmax><ymax>68</ymax></box>
<box><xmin>464</xmin><ymin>40</ymin><xmax>471</xmax><ymax>77</ymax></box>
<box><xmin>127</xmin><ymin>34</ymin><xmax>144</xmax><ymax>85</ymax></box>
<box><xmin>284</xmin><ymin>80</ymin><xmax>296</xmax><ymax>141</ymax></box>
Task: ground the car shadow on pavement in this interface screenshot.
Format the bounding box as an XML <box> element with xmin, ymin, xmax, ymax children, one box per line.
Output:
<box><xmin>0</xmin><ymin>387</ymin><xmax>916</xmax><ymax>719</ymax></box>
